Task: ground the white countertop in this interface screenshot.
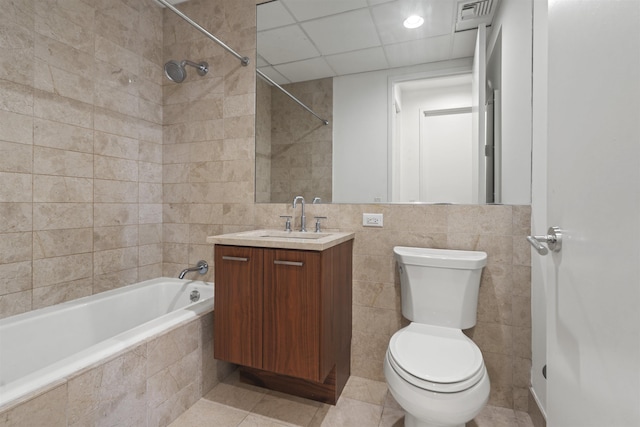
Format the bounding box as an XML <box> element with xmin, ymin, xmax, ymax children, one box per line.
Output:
<box><xmin>207</xmin><ymin>229</ymin><xmax>355</xmax><ymax>251</ymax></box>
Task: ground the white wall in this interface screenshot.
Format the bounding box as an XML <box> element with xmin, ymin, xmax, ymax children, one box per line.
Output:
<box><xmin>487</xmin><ymin>0</ymin><xmax>533</xmax><ymax>205</ymax></box>
<box><xmin>333</xmin><ymin>72</ymin><xmax>389</xmax><ymax>203</ymax></box>
<box><xmin>332</xmin><ymin>59</ymin><xmax>473</xmax><ymax>203</ymax></box>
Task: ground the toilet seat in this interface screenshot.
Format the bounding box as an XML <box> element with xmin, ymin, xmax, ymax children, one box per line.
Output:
<box><xmin>388</xmin><ymin>323</ymin><xmax>485</xmax><ymax>393</ymax></box>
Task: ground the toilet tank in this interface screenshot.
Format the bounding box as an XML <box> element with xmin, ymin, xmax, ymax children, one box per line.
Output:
<box><xmin>393</xmin><ymin>246</ymin><xmax>487</xmax><ymax>329</ymax></box>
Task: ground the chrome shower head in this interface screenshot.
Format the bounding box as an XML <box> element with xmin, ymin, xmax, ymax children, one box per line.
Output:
<box><xmin>164</xmin><ymin>59</ymin><xmax>209</xmax><ymax>83</ymax></box>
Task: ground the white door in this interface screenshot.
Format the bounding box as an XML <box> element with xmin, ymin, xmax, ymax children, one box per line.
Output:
<box><xmin>546</xmin><ymin>1</ymin><xmax>640</xmax><ymax>425</ymax></box>
<box><xmin>419</xmin><ymin>110</ymin><xmax>472</xmax><ymax>203</ymax></box>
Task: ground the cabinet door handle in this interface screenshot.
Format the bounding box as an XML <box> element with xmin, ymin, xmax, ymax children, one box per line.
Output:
<box><xmin>222</xmin><ymin>256</ymin><xmax>249</xmax><ymax>262</ymax></box>
<box><xmin>274</xmin><ymin>260</ymin><xmax>304</xmax><ymax>267</ymax></box>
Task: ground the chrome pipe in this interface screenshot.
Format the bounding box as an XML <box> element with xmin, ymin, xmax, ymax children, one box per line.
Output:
<box><xmin>257</xmin><ymin>69</ymin><xmax>330</xmax><ymax>126</ymax></box>
<box><xmin>178</xmin><ymin>260</ymin><xmax>208</xmax><ymax>279</ymax></box>
<box><xmin>155</xmin><ymin>0</ymin><xmax>249</xmax><ymax>67</ymax></box>
<box><xmin>293</xmin><ymin>195</ymin><xmax>306</xmax><ymax>232</ymax></box>
<box><xmin>182</xmin><ymin>60</ymin><xmax>209</xmax><ymax>75</ymax></box>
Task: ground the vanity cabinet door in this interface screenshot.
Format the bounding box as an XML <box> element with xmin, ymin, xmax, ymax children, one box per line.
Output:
<box><xmin>214</xmin><ymin>245</ymin><xmax>264</xmax><ymax>369</ymax></box>
<box><xmin>263</xmin><ymin>249</ymin><xmax>325</xmax><ymax>382</ymax></box>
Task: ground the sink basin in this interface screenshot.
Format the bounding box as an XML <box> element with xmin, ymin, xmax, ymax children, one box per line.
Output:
<box><xmin>257</xmin><ymin>231</ymin><xmax>330</xmax><ymax>240</ymax></box>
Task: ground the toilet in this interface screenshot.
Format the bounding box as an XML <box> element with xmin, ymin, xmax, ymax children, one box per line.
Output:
<box><xmin>384</xmin><ymin>246</ymin><xmax>490</xmax><ymax>427</ymax></box>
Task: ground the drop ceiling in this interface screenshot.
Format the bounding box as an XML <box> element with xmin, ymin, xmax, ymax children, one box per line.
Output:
<box><xmin>258</xmin><ymin>0</ymin><xmax>498</xmax><ymax>85</ymax></box>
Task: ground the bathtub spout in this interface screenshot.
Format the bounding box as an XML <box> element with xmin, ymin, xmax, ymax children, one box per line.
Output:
<box><xmin>178</xmin><ymin>260</ymin><xmax>208</xmax><ymax>279</ymax></box>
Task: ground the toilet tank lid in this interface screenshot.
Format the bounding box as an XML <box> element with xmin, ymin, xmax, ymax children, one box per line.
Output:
<box><xmin>393</xmin><ymin>246</ymin><xmax>487</xmax><ymax>269</ymax></box>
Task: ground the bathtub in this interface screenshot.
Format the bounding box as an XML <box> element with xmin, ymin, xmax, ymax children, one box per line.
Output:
<box><xmin>0</xmin><ymin>277</ymin><xmax>214</xmax><ymax>412</ymax></box>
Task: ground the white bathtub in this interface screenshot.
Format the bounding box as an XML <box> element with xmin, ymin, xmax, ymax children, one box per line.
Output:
<box><xmin>0</xmin><ymin>277</ymin><xmax>214</xmax><ymax>411</ymax></box>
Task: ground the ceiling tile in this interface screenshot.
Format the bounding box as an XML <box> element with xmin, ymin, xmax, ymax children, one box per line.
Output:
<box><xmin>325</xmin><ymin>47</ymin><xmax>390</xmax><ymax>76</ymax></box>
<box><xmin>257</xmin><ymin>1</ymin><xmax>296</xmax><ymax>31</ymax></box>
<box><xmin>301</xmin><ymin>8</ymin><xmax>381</xmax><ymax>55</ymax></box>
<box><xmin>371</xmin><ymin>0</ymin><xmax>456</xmax><ymax>44</ymax></box>
<box><xmin>274</xmin><ymin>57</ymin><xmax>336</xmax><ymax>83</ymax></box>
<box><xmin>282</xmin><ymin>0</ymin><xmax>368</xmax><ymax>22</ymax></box>
<box><xmin>256</xmin><ymin>0</ymin><xmax>482</xmax><ymax>84</ymax></box>
<box><xmin>385</xmin><ymin>34</ymin><xmax>452</xmax><ymax>68</ymax></box>
<box><xmin>258</xmin><ymin>25</ymin><xmax>320</xmax><ymax>65</ymax></box>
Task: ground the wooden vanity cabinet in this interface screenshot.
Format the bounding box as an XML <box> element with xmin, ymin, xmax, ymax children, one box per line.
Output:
<box><xmin>213</xmin><ymin>240</ymin><xmax>353</xmax><ymax>404</ymax></box>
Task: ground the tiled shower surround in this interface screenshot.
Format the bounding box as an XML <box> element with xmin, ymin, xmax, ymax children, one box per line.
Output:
<box><xmin>0</xmin><ymin>0</ymin><xmax>165</xmax><ymax>315</ymax></box>
<box><xmin>259</xmin><ymin>77</ymin><xmax>333</xmax><ymax>204</ymax></box>
<box><xmin>0</xmin><ymin>0</ymin><xmax>532</xmax><ymax>424</ymax></box>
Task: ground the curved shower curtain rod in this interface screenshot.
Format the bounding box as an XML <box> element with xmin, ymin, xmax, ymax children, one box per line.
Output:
<box><xmin>155</xmin><ymin>0</ymin><xmax>330</xmax><ymax>126</ymax></box>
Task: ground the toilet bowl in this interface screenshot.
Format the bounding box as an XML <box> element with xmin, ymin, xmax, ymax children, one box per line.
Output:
<box><xmin>385</xmin><ymin>247</ymin><xmax>489</xmax><ymax>427</ymax></box>
<box><xmin>384</xmin><ymin>324</ymin><xmax>490</xmax><ymax>427</ymax></box>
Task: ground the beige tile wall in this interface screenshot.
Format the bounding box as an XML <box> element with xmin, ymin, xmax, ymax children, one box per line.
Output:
<box><xmin>0</xmin><ymin>0</ymin><xmax>532</xmax><ymax>415</ymax></box>
<box><xmin>267</xmin><ymin>77</ymin><xmax>333</xmax><ymax>203</ymax></box>
<box><xmin>161</xmin><ymin>0</ymin><xmax>257</xmax><ymax>281</ymax></box>
<box><xmin>255</xmin><ymin>78</ymin><xmax>272</xmax><ymax>203</ymax></box>
<box><xmin>0</xmin><ymin>0</ymin><xmax>164</xmax><ymax>319</ymax></box>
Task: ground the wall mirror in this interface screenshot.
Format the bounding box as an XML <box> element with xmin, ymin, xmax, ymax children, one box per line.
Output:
<box><xmin>255</xmin><ymin>0</ymin><xmax>532</xmax><ymax>205</ymax></box>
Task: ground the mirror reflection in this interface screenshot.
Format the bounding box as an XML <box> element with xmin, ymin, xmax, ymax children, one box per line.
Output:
<box><xmin>256</xmin><ymin>0</ymin><xmax>532</xmax><ymax>205</ymax></box>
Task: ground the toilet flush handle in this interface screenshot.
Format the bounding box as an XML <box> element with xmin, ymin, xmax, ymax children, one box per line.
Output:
<box><xmin>527</xmin><ymin>226</ymin><xmax>562</xmax><ymax>256</ymax></box>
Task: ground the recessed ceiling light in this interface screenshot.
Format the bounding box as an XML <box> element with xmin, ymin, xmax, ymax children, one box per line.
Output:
<box><xmin>403</xmin><ymin>15</ymin><xmax>424</xmax><ymax>29</ymax></box>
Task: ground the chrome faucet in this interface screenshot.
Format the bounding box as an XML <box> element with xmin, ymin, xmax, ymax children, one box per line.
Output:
<box><xmin>292</xmin><ymin>195</ymin><xmax>306</xmax><ymax>232</ymax></box>
<box><xmin>178</xmin><ymin>260</ymin><xmax>208</xmax><ymax>279</ymax></box>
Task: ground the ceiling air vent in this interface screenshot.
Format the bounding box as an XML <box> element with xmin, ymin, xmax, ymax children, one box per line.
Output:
<box><xmin>455</xmin><ymin>0</ymin><xmax>498</xmax><ymax>32</ymax></box>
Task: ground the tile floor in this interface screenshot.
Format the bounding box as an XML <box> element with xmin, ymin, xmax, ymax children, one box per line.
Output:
<box><xmin>169</xmin><ymin>371</ymin><xmax>535</xmax><ymax>427</ymax></box>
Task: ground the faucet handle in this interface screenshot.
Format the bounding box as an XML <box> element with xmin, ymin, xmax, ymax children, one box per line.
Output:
<box><xmin>280</xmin><ymin>215</ymin><xmax>292</xmax><ymax>232</ymax></box>
<box><xmin>314</xmin><ymin>216</ymin><xmax>327</xmax><ymax>233</ymax></box>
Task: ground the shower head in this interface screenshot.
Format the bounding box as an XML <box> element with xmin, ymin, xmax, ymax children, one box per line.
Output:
<box><xmin>164</xmin><ymin>59</ymin><xmax>209</xmax><ymax>83</ymax></box>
